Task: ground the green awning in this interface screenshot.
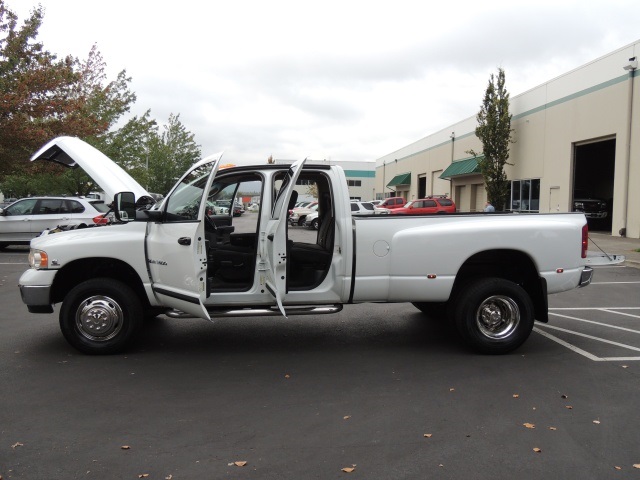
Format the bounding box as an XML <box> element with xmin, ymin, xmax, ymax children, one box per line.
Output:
<box><xmin>439</xmin><ymin>157</ymin><xmax>482</xmax><ymax>179</ymax></box>
<box><xmin>386</xmin><ymin>172</ymin><xmax>411</xmax><ymax>188</ymax></box>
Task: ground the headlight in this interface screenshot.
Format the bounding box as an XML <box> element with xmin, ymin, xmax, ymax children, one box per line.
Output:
<box><xmin>29</xmin><ymin>249</ymin><xmax>49</xmax><ymax>269</ymax></box>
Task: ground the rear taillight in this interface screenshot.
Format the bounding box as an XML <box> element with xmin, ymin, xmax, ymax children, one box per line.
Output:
<box><xmin>93</xmin><ymin>215</ymin><xmax>108</xmax><ymax>225</ymax></box>
<box><xmin>581</xmin><ymin>223</ymin><xmax>589</xmax><ymax>258</ymax></box>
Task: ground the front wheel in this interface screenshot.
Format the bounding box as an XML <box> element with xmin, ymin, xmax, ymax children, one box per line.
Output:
<box><xmin>59</xmin><ymin>278</ymin><xmax>144</xmax><ymax>354</ymax></box>
<box><xmin>453</xmin><ymin>278</ymin><xmax>534</xmax><ymax>354</ymax></box>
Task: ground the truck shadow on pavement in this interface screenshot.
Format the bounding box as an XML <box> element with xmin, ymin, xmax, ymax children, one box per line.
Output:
<box><xmin>131</xmin><ymin>309</ymin><xmax>468</xmax><ymax>357</ymax></box>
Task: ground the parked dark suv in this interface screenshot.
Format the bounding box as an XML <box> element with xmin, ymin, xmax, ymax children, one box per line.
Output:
<box><xmin>573</xmin><ymin>190</ymin><xmax>608</xmax><ymax>220</ymax></box>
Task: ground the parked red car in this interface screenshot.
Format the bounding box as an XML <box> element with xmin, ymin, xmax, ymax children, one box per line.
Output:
<box><xmin>378</xmin><ymin>197</ymin><xmax>406</xmax><ymax>209</ymax></box>
<box><xmin>391</xmin><ymin>196</ymin><xmax>456</xmax><ymax>215</ymax></box>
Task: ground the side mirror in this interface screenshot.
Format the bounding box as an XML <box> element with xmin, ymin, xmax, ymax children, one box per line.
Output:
<box><xmin>114</xmin><ymin>192</ymin><xmax>136</xmax><ymax>222</ymax></box>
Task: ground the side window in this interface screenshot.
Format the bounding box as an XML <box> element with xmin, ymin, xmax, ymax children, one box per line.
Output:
<box><xmin>362</xmin><ymin>202</ymin><xmax>374</xmax><ymax>211</ymax></box>
<box><xmin>5</xmin><ymin>199</ymin><xmax>37</xmax><ymax>216</ymax></box>
<box><xmin>395</xmin><ymin>198</ymin><xmax>402</xmax><ymax>206</ymax></box>
<box><xmin>165</xmin><ymin>162</ymin><xmax>214</xmax><ymax>221</ymax></box>
<box><xmin>66</xmin><ymin>200</ymin><xmax>85</xmax><ymax>213</ymax></box>
<box><xmin>439</xmin><ymin>199</ymin><xmax>453</xmax><ymax>206</ymax></box>
<box><xmin>350</xmin><ymin>203</ymin><xmax>358</xmax><ymax>212</ymax></box>
<box><xmin>34</xmin><ymin>199</ymin><xmax>63</xmax><ymax>215</ymax></box>
<box><xmin>425</xmin><ymin>200</ymin><xmax>437</xmax><ymax>207</ymax></box>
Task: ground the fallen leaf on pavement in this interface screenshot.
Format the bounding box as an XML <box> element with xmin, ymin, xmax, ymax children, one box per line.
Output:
<box><xmin>593</xmin><ymin>420</ymin><xmax>601</xmax><ymax>424</ymax></box>
<box><xmin>533</xmin><ymin>448</ymin><xmax>542</xmax><ymax>453</ymax></box>
<box><xmin>121</xmin><ymin>445</ymin><xmax>131</xmax><ymax>450</ymax></box>
<box><xmin>634</xmin><ymin>464</ymin><xmax>640</xmax><ymax>469</ymax></box>
<box><xmin>549</xmin><ymin>426</ymin><xmax>557</xmax><ymax>431</ymax></box>
<box><xmin>561</xmin><ymin>394</ymin><xmax>568</xmax><ymax>399</ymax></box>
<box><xmin>234</xmin><ymin>461</ymin><xmax>247</xmax><ymax>467</ymax></box>
<box><xmin>566</xmin><ymin>405</ymin><xmax>573</xmax><ymax>409</ymax></box>
<box><xmin>424</xmin><ymin>434</ymin><xmax>432</xmax><ymax>438</ymax></box>
<box><xmin>614</xmin><ymin>466</ymin><xmax>622</xmax><ymax>470</ymax></box>
<box><xmin>11</xmin><ymin>442</ymin><xmax>23</xmax><ymax>449</ymax></box>
<box><xmin>513</xmin><ymin>394</ymin><xmax>519</xmax><ymax>398</ymax></box>
<box><xmin>342</xmin><ymin>467</ymin><xmax>355</xmax><ymax>473</ymax></box>
<box><xmin>138</xmin><ymin>475</ymin><xmax>149</xmax><ymax>479</ymax></box>
<box><xmin>343</xmin><ymin>416</ymin><xmax>351</xmax><ymax>420</ymax></box>
<box><xmin>523</xmin><ymin>423</ymin><xmax>535</xmax><ymax>429</ymax></box>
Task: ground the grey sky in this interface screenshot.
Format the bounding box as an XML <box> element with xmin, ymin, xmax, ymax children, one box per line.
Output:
<box><xmin>13</xmin><ymin>0</ymin><xmax>640</xmax><ymax>164</ymax></box>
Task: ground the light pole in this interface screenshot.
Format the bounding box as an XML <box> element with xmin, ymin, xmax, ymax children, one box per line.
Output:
<box><xmin>620</xmin><ymin>56</ymin><xmax>637</xmax><ymax>237</ymax></box>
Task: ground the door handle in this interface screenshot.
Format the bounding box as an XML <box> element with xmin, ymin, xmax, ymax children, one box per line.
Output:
<box><xmin>178</xmin><ymin>237</ymin><xmax>191</xmax><ymax>246</ymax></box>
<box><xmin>267</xmin><ymin>234</ymin><xmax>274</xmax><ymax>241</ymax></box>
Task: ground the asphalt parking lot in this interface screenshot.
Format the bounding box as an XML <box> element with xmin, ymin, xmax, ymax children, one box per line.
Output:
<box><xmin>1</xmin><ymin>237</ymin><xmax>640</xmax><ymax>479</ymax></box>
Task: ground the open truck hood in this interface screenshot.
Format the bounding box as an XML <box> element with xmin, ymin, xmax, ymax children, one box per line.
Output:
<box><xmin>31</xmin><ymin>136</ymin><xmax>152</xmax><ymax>204</ymax></box>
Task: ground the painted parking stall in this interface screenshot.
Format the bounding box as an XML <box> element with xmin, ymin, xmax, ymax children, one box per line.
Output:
<box><xmin>539</xmin><ymin>264</ymin><xmax>640</xmax><ymax>361</ymax></box>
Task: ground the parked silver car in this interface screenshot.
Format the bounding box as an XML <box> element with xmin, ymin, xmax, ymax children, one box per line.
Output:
<box><xmin>0</xmin><ymin>196</ymin><xmax>111</xmax><ymax>248</ymax></box>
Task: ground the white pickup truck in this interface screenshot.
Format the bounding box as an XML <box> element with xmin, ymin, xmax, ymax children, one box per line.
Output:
<box><xmin>19</xmin><ymin>137</ymin><xmax>593</xmax><ymax>355</ymax></box>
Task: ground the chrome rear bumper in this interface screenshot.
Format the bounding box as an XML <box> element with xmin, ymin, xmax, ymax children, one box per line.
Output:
<box><xmin>579</xmin><ymin>266</ymin><xmax>594</xmax><ymax>287</ymax></box>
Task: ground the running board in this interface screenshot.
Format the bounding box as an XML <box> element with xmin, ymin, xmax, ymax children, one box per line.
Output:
<box><xmin>165</xmin><ymin>304</ymin><xmax>343</xmax><ymax>319</ymax></box>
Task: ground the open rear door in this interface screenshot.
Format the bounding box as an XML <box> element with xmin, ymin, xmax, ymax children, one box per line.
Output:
<box><xmin>145</xmin><ymin>153</ymin><xmax>222</xmax><ymax>320</ymax></box>
<box><xmin>259</xmin><ymin>159</ymin><xmax>306</xmax><ymax>317</ymax></box>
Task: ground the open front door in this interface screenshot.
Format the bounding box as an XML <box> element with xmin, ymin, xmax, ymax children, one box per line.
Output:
<box><xmin>258</xmin><ymin>159</ymin><xmax>306</xmax><ymax>317</ymax></box>
<box><xmin>145</xmin><ymin>153</ymin><xmax>222</xmax><ymax>320</ymax></box>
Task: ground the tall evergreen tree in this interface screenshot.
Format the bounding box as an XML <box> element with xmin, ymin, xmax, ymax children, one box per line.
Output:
<box><xmin>469</xmin><ymin>68</ymin><xmax>514</xmax><ymax>210</ymax></box>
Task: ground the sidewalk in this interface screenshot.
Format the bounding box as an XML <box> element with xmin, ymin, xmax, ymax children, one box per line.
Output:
<box><xmin>588</xmin><ymin>232</ymin><xmax>640</xmax><ymax>267</ymax></box>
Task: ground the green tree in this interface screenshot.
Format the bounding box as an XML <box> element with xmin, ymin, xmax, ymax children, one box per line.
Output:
<box><xmin>146</xmin><ymin>113</ymin><xmax>201</xmax><ymax>195</ymax></box>
<box><xmin>468</xmin><ymin>68</ymin><xmax>514</xmax><ymax>209</ymax></box>
<box><xmin>0</xmin><ymin>1</ymin><xmax>136</xmax><ymax>176</ymax></box>
<box><xmin>0</xmin><ymin>2</ymin><xmax>201</xmax><ymax>198</ymax></box>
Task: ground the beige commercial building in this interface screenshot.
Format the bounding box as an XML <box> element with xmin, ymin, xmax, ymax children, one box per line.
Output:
<box><xmin>375</xmin><ymin>40</ymin><xmax>640</xmax><ymax>238</ymax></box>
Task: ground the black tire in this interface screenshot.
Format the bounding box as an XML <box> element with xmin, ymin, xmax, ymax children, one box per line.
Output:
<box><xmin>412</xmin><ymin>301</ymin><xmax>449</xmax><ymax>320</ymax></box>
<box><xmin>311</xmin><ymin>218</ymin><xmax>319</xmax><ymax>230</ymax></box>
<box><xmin>59</xmin><ymin>278</ymin><xmax>144</xmax><ymax>355</ymax></box>
<box><xmin>297</xmin><ymin>216</ymin><xmax>306</xmax><ymax>226</ymax></box>
<box><xmin>453</xmin><ymin>277</ymin><xmax>534</xmax><ymax>354</ymax></box>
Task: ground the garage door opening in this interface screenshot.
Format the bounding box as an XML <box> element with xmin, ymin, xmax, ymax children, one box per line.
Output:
<box><xmin>573</xmin><ymin>138</ymin><xmax>615</xmax><ymax>232</ymax></box>
<box><xmin>418</xmin><ymin>175</ymin><xmax>426</xmax><ymax>199</ymax></box>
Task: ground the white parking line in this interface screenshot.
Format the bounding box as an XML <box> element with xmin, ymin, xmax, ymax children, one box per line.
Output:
<box><xmin>533</xmin><ymin>327</ymin><xmax>600</xmax><ymax>361</ymax></box>
<box><xmin>549</xmin><ymin>312</ymin><xmax>640</xmax><ymax>333</ymax></box>
<box><xmin>534</xmin><ymin>325</ymin><xmax>640</xmax><ymax>361</ymax></box>
<box><xmin>550</xmin><ymin>307</ymin><xmax>640</xmax><ymax>311</ymax></box>
<box><xmin>600</xmin><ymin>309</ymin><xmax>640</xmax><ymax>319</ymax></box>
<box><xmin>538</xmin><ymin>323</ymin><xmax>640</xmax><ymax>351</ymax></box>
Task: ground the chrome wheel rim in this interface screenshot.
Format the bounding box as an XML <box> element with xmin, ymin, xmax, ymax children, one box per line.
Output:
<box><xmin>75</xmin><ymin>295</ymin><xmax>124</xmax><ymax>342</ymax></box>
<box><xmin>475</xmin><ymin>295</ymin><xmax>520</xmax><ymax>339</ymax></box>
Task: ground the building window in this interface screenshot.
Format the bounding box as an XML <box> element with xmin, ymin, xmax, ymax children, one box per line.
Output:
<box><xmin>347</xmin><ymin>179</ymin><xmax>362</xmax><ymax>187</ymax></box>
<box><xmin>510</xmin><ymin>179</ymin><xmax>540</xmax><ymax>212</ymax></box>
